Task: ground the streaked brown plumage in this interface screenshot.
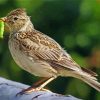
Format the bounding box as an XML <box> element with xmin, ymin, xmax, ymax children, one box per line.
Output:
<box><xmin>1</xmin><ymin>8</ymin><xmax>100</xmax><ymax>94</ymax></box>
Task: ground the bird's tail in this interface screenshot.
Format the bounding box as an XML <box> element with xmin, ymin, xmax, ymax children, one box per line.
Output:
<box><xmin>76</xmin><ymin>67</ymin><xmax>100</xmax><ymax>92</ymax></box>
<box><xmin>80</xmin><ymin>76</ymin><xmax>100</xmax><ymax>92</ymax></box>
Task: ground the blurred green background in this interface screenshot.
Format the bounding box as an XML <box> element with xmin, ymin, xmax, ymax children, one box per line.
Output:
<box><xmin>0</xmin><ymin>0</ymin><xmax>100</xmax><ymax>99</ymax></box>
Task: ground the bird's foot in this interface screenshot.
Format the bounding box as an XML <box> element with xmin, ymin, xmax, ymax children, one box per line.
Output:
<box><xmin>16</xmin><ymin>77</ymin><xmax>54</xmax><ymax>96</ymax></box>
<box><xmin>16</xmin><ymin>86</ymin><xmax>50</xmax><ymax>96</ymax></box>
<box><xmin>16</xmin><ymin>87</ymin><xmax>39</xmax><ymax>96</ymax></box>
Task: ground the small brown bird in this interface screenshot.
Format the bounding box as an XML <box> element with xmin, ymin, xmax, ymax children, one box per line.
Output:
<box><xmin>0</xmin><ymin>8</ymin><xmax>100</xmax><ymax>94</ymax></box>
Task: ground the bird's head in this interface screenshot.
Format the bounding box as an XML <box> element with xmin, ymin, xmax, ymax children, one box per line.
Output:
<box><xmin>0</xmin><ymin>8</ymin><xmax>33</xmax><ymax>33</ymax></box>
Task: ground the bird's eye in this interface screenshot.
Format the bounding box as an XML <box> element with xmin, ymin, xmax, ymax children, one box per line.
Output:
<box><xmin>13</xmin><ymin>17</ymin><xmax>18</xmax><ymax>20</ymax></box>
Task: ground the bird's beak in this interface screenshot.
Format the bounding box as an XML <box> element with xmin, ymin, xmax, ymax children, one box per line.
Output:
<box><xmin>0</xmin><ymin>17</ymin><xmax>7</xmax><ymax>22</ymax></box>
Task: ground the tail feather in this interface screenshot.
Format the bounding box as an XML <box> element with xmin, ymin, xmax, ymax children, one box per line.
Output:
<box><xmin>77</xmin><ymin>68</ymin><xmax>100</xmax><ymax>92</ymax></box>
<box><xmin>80</xmin><ymin>76</ymin><xmax>100</xmax><ymax>92</ymax></box>
<box><xmin>81</xmin><ymin>67</ymin><xmax>97</xmax><ymax>77</ymax></box>
<box><xmin>61</xmin><ymin>66</ymin><xmax>100</xmax><ymax>92</ymax></box>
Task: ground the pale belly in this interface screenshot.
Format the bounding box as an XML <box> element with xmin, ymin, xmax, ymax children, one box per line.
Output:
<box><xmin>8</xmin><ymin>39</ymin><xmax>57</xmax><ymax>77</ymax></box>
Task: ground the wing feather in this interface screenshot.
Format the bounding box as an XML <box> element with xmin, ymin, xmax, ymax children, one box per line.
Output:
<box><xmin>17</xmin><ymin>30</ymin><xmax>81</xmax><ymax>71</ymax></box>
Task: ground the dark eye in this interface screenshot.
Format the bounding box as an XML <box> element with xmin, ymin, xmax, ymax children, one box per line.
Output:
<box><xmin>14</xmin><ymin>17</ymin><xmax>18</xmax><ymax>20</ymax></box>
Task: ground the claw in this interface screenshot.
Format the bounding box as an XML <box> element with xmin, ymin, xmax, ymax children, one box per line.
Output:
<box><xmin>16</xmin><ymin>87</ymin><xmax>39</xmax><ymax>97</ymax></box>
<box><xmin>16</xmin><ymin>91</ymin><xmax>24</xmax><ymax>96</ymax></box>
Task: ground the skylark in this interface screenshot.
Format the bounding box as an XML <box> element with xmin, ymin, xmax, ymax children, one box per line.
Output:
<box><xmin>0</xmin><ymin>8</ymin><xmax>100</xmax><ymax>94</ymax></box>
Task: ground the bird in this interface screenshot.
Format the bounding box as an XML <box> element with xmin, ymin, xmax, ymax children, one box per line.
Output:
<box><xmin>0</xmin><ymin>8</ymin><xmax>100</xmax><ymax>94</ymax></box>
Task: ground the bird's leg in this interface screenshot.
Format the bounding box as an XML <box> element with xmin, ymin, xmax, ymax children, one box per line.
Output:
<box><xmin>35</xmin><ymin>77</ymin><xmax>55</xmax><ymax>91</ymax></box>
<box><xmin>33</xmin><ymin>77</ymin><xmax>49</xmax><ymax>87</ymax></box>
<box><xmin>17</xmin><ymin>77</ymin><xmax>55</xmax><ymax>95</ymax></box>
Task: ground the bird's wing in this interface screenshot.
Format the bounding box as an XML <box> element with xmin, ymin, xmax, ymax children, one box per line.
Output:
<box><xmin>17</xmin><ymin>30</ymin><xmax>80</xmax><ymax>71</ymax></box>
